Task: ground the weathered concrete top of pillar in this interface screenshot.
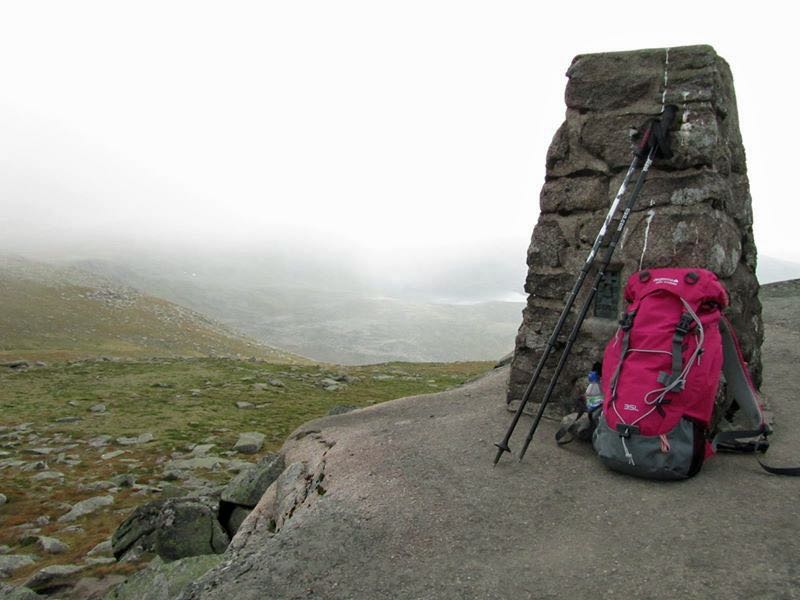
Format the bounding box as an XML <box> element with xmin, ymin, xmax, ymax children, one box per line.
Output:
<box><xmin>547</xmin><ymin>45</ymin><xmax>746</xmax><ymax>181</ymax></box>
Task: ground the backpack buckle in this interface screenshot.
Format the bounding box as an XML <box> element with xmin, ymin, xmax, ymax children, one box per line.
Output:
<box><xmin>615</xmin><ymin>424</ymin><xmax>640</xmax><ymax>438</ymax></box>
<box><xmin>619</xmin><ymin>311</ymin><xmax>636</xmax><ymax>331</ymax></box>
<box><xmin>675</xmin><ymin>313</ymin><xmax>693</xmax><ymax>335</ymax></box>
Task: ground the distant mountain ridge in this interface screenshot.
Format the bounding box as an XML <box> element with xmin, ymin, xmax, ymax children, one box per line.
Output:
<box><xmin>0</xmin><ymin>255</ymin><xmax>304</xmax><ymax>363</ymax></box>
<box><xmin>58</xmin><ymin>253</ymin><xmax>524</xmax><ymax>365</ymax></box>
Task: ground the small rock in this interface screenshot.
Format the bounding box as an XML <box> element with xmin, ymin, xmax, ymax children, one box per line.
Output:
<box><xmin>24</xmin><ymin>564</ymin><xmax>83</xmax><ymax>592</ymax></box>
<box><xmin>165</xmin><ymin>456</ymin><xmax>229</xmax><ymax>471</ymax></box>
<box><xmin>111</xmin><ymin>474</ymin><xmax>135</xmax><ymax>488</ymax></box>
<box><xmin>84</xmin><ymin>556</ymin><xmax>116</xmax><ymax>565</ymax></box>
<box><xmin>319</xmin><ymin>378</ymin><xmax>343</xmax><ymax>391</ymax></box>
<box><xmin>0</xmin><ymin>582</ymin><xmax>42</xmax><ymax>599</ymax></box>
<box><xmin>37</xmin><ymin>536</ymin><xmax>69</xmax><ymax>554</ymax></box>
<box><xmin>0</xmin><ymin>493</ymin><xmax>7</xmax><ymax>505</ymax></box>
<box><xmin>235</xmin><ymin>401</ymin><xmax>254</xmax><ymax>409</ymax></box>
<box><xmin>81</xmin><ymin>481</ymin><xmax>117</xmax><ymax>491</ymax></box>
<box><xmin>31</xmin><ymin>471</ymin><xmax>64</xmax><ymax>482</ymax></box>
<box><xmin>221</xmin><ymin>453</ymin><xmax>285</xmax><ymax>507</ymax></box>
<box><xmin>35</xmin><ymin>361</ymin><xmax>47</xmax><ymax>368</ymax></box>
<box><xmin>58</xmin><ymin>495</ymin><xmax>114</xmax><ymax>522</ymax></box>
<box><xmin>69</xmin><ymin>575</ymin><xmax>125</xmax><ymax>598</ymax></box>
<box><xmin>190</xmin><ymin>444</ymin><xmax>215</xmax><ymax>457</ymax></box>
<box><xmin>55</xmin><ymin>416</ymin><xmax>81</xmax><ymax>424</ymax></box>
<box><xmin>34</xmin><ymin>516</ymin><xmax>50</xmax><ymax>527</ymax></box>
<box><xmin>0</xmin><ymin>545</ymin><xmax>10</xmax><ymax>555</ymax></box>
<box><xmin>1</xmin><ymin>360</ymin><xmax>29</xmax><ymax>370</ymax></box>
<box><xmin>86</xmin><ymin>539</ymin><xmax>113</xmax><ymax>557</ymax></box>
<box><xmin>89</xmin><ymin>403</ymin><xmax>107</xmax><ymax>413</ymax></box>
<box><xmin>21</xmin><ymin>461</ymin><xmax>48</xmax><ymax>472</ymax></box>
<box><xmin>101</xmin><ymin>450</ymin><xmax>126</xmax><ymax>460</ymax></box>
<box><xmin>252</xmin><ymin>383</ymin><xmax>268</xmax><ymax>391</ymax></box>
<box><xmin>28</xmin><ymin>447</ymin><xmax>54</xmax><ymax>456</ymax></box>
<box><xmin>190</xmin><ymin>389</ymin><xmax>203</xmax><ymax>397</ymax></box>
<box><xmin>328</xmin><ymin>404</ymin><xmax>359</xmax><ymax>416</ymax></box>
<box><xmin>88</xmin><ymin>435</ymin><xmax>113</xmax><ymax>448</ymax></box>
<box><xmin>232</xmin><ymin>432</ymin><xmax>265</xmax><ymax>455</ymax></box>
<box><xmin>0</xmin><ymin>554</ymin><xmax>36</xmax><ymax>577</ymax></box>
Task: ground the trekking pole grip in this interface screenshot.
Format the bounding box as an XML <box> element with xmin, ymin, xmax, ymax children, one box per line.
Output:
<box><xmin>635</xmin><ymin>104</ymin><xmax>678</xmax><ymax>160</ymax></box>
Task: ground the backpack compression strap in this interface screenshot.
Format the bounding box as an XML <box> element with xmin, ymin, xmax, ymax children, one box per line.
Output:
<box><xmin>714</xmin><ymin>317</ymin><xmax>800</xmax><ymax>476</ymax></box>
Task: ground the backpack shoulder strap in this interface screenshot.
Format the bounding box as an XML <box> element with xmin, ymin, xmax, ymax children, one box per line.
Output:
<box><xmin>715</xmin><ymin>316</ymin><xmax>800</xmax><ymax>476</ymax></box>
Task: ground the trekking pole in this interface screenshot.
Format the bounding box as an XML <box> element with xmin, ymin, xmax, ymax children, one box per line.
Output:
<box><xmin>492</xmin><ymin>107</ymin><xmax>673</xmax><ymax>467</ymax></box>
<box><xmin>516</xmin><ymin>105</ymin><xmax>678</xmax><ymax>462</ymax></box>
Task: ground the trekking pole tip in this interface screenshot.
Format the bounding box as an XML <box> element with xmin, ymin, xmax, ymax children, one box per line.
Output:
<box><xmin>492</xmin><ymin>442</ymin><xmax>510</xmax><ymax>466</ymax></box>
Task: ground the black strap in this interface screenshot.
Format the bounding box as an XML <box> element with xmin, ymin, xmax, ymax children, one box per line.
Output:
<box><xmin>757</xmin><ymin>461</ymin><xmax>800</xmax><ymax>476</ymax></box>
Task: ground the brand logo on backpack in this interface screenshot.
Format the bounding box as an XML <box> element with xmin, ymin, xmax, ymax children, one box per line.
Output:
<box><xmin>653</xmin><ymin>277</ymin><xmax>679</xmax><ymax>286</ymax></box>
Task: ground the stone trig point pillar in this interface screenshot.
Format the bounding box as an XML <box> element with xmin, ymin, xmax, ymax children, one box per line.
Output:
<box><xmin>508</xmin><ymin>45</ymin><xmax>762</xmax><ymax>414</ymax></box>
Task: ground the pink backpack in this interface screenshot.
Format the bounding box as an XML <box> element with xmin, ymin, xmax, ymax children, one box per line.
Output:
<box><xmin>593</xmin><ymin>268</ymin><xmax>770</xmax><ymax>479</ymax></box>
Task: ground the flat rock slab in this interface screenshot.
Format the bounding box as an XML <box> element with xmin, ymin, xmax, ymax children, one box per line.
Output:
<box><xmin>233</xmin><ymin>432</ymin><xmax>265</xmax><ymax>455</ymax></box>
<box><xmin>58</xmin><ymin>495</ymin><xmax>114</xmax><ymax>522</ymax></box>
<box><xmin>181</xmin><ymin>296</ymin><xmax>800</xmax><ymax>600</ymax></box>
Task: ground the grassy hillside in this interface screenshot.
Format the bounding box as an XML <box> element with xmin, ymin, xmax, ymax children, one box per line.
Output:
<box><xmin>0</xmin><ymin>256</ymin><xmax>304</xmax><ymax>363</ymax></box>
<box><xmin>0</xmin><ymin>357</ymin><xmax>493</xmax><ymax>586</ymax></box>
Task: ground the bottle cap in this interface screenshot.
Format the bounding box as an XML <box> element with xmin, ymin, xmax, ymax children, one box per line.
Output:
<box><xmin>588</xmin><ymin>370</ymin><xmax>599</xmax><ymax>383</ymax></box>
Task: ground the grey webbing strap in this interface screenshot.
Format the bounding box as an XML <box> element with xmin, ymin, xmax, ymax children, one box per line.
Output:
<box><xmin>711</xmin><ymin>317</ymin><xmax>766</xmax><ymax>451</ymax></box>
<box><xmin>657</xmin><ymin>313</ymin><xmax>692</xmax><ymax>389</ymax></box>
<box><xmin>610</xmin><ymin>311</ymin><xmax>636</xmax><ymax>400</ymax></box>
<box><xmin>717</xmin><ymin>317</ymin><xmax>765</xmax><ymax>430</ymax></box>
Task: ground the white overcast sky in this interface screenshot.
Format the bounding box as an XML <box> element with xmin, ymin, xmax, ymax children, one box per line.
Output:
<box><xmin>1</xmin><ymin>1</ymin><xmax>798</xmax><ymax>264</ymax></box>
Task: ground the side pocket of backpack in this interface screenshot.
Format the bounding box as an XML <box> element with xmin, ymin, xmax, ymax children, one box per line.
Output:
<box><xmin>593</xmin><ymin>415</ymin><xmax>706</xmax><ymax>480</ymax></box>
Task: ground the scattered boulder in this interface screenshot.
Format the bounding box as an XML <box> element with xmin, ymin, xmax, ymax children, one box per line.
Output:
<box><xmin>232</xmin><ymin>432</ymin><xmax>265</xmax><ymax>455</ymax></box>
<box><xmin>0</xmin><ymin>583</ymin><xmax>41</xmax><ymax>599</ymax></box>
<box><xmin>68</xmin><ymin>575</ymin><xmax>126</xmax><ymax>599</ymax></box>
<box><xmin>235</xmin><ymin>401</ymin><xmax>254</xmax><ymax>409</ymax></box>
<box><xmin>112</xmin><ymin>497</ymin><xmax>229</xmax><ymax>562</ymax></box>
<box><xmin>117</xmin><ymin>432</ymin><xmax>154</xmax><ymax>446</ymax></box>
<box><xmin>58</xmin><ymin>495</ymin><xmax>114</xmax><ymax>522</ymax></box>
<box><xmin>319</xmin><ymin>378</ymin><xmax>344</xmax><ymax>391</ymax></box>
<box><xmin>0</xmin><ymin>554</ymin><xmax>36</xmax><ymax>578</ymax></box>
<box><xmin>24</xmin><ymin>564</ymin><xmax>83</xmax><ymax>594</ymax></box>
<box><xmin>1</xmin><ymin>360</ymin><xmax>29</xmax><ymax>370</ymax></box>
<box><xmin>221</xmin><ymin>453</ymin><xmax>284</xmax><ymax>508</ymax></box>
<box><xmin>31</xmin><ymin>471</ymin><xmax>64</xmax><ymax>482</ymax></box>
<box><xmin>219</xmin><ymin>453</ymin><xmax>285</xmax><ymax>536</ymax></box>
<box><xmin>54</xmin><ymin>416</ymin><xmax>81</xmax><ymax>423</ymax></box>
<box><xmin>87</xmin><ymin>540</ymin><xmax>113</xmax><ymax>557</ymax></box>
<box><xmin>165</xmin><ymin>456</ymin><xmax>228</xmax><ymax>471</ymax></box>
<box><xmin>190</xmin><ymin>444</ymin><xmax>215</xmax><ymax>457</ymax></box>
<box><xmin>268</xmin><ymin>379</ymin><xmax>285</xmax><ymax>388</ymax></box>
<box><xmin>27</xmin><ymin>447</ymin><xmax>54</xmax><ymax>456</ymax></box>
<box><xmin>327</xmin><ymin>404</ymin><xmax>359</xmax><ymax>416</ymax></box>
<box><xmin>89</xmin><ymin>404</ymin><xmax>107</xmax><ymax>413</ymax></box>
<box><xmin>0</xmin><ymin>493</ymin><xmax>7</xmax><ymax>505</ymax></box>
<box><xmin>37</xmin><ymin>536</ymin><xmax>69</xmax><ymax>554</ymax></box>
<box><xmin>101</xmin><ymin>450</ymin><xmax>126</xmax><ymax>460</ymax></box>
<box><xmin>88</xmin><ymin>435</ymin><xmax>113</xmax><ymax>448</ymax></box>
<box><xmin>222</xmin><ymin>506</ymin><xmax>251</xmax><ymax>538</ymax></box>
<box><xmin>105</xmin><ymin>554</ymin><xmax>223</xmax><ymax>600</ymax></box>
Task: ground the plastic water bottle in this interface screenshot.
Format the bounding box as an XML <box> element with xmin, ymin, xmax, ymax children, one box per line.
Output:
<box><xmin>585</xmin><ymin>370</ymin><xmax>603</xmax><ymax>411</ymax></box>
